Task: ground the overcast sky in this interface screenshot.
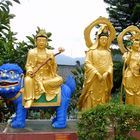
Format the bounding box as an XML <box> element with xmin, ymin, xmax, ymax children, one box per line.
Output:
<box><xmin>10</xmin><ymin>0</ymin><xmax>108</xmax><ymax>58</ymax></box>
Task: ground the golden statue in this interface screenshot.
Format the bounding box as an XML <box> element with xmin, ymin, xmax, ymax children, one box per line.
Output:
<box><xmin>78</xmin><ymin>17</ymin><xmax>116</xmax><ymax>111</ymax></box>
<box><xmin>24</xmin><ymin>29</ymin><xmax>64</xmax><ymax>108</ymax></box>
<box><xmin>117</xmin><ymin>25</ymin><xmax>140</xmax><ymax>107</ymax></box>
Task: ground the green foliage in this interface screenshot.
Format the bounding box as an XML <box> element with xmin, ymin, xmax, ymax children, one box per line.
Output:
<box><xmin>27</xmin><ymin>108</ymin><xmax>56</xmax><ymax>120</ymax></box>
<box><xmin>0</xmin><ymin>0</ymin><xmax>22</xmax><ymax>66</ymax></box>
<box><xmin>110</xmin><ymin>49</ymin><xmax>123</xmax><ymax>98</ymax></box>
<box><xmin>0</xmin><ymin>0</ymin><xmax>16</xmax><ymax>65</ymax></box>
<box><xmin>0</xmin><ymin>1</ymin><xmax>20</xmax><ymax>122</ymax></box>
<box><xmin>68</xmin><ymin>65</ymin><xmax>84</xmax><ymax>118</ymax></box>
<box><xmin>71</xmin><ymin>65</ymin><xmax>84</xmax><ymax>91</ymax></box>
<box><xmin>12</xmin><ymin>0</ymin><xmax>20</xmax><ymax>4</ymax></box>
<box><xmin>0</xmin><ymin>0</ymin><xmax>15</xmax><ymax>34</ymax></box>
<box><xmin>104</xmin><ymin>0</ymin><xmax>140</xmax><ymax>34</ymax></box>
<box><xmin>0</xmin><ymin>99</ymin><xmax>14</xmax><ymax>123</ymax></box>
<box><xmin>77</xmin><ymin>103</ymin><xmax>140</xmax><ymax>140</ymax></box>
<box><xmin>112</xmin><ymin>60</ymin><xmax>123</xmax><ymax>93</ymax></box>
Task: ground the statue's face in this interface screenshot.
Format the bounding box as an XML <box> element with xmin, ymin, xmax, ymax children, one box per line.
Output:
<box><xmin>0</xmin><ymin>64</ymin><xmax>23</xmax><ymax>98</ymax></box>
<box><xmin>132</xmin><ymin>40</ymin><xmax>140</xmax><ymax>51</ymax></box>
<box><xmin>99</xmin><ymin>36</ymin><xmax>108</xmax><ymax>47</ymax></box>
<box><xmin>36</xmin><ymin>37</ymin><xmax>47</xmax><ymax>49</ymax></box>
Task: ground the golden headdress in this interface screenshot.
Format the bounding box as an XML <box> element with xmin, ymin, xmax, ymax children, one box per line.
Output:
<box><xmin>97</xmin><ymin>24</ymin><xmax>109</xmax><ymax>37</ymax></box>
<box><xmin>36</xmin><ymin>29</ymin><xmax>48</xmax><ymax>39</ymax></box>
<box><xmin>84</xmin><ymin>17</ymin><xmax>116</xmax><ymax>49</ymax></box>
<box><xmin>117</xmin><ymin>25</ymin><xmax>140</xmax><ymax>54</ymax></box>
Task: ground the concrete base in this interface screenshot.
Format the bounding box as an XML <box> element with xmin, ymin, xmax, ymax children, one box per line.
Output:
<box><xmin>0</xmin><ymin>120</ymin><xmax>78</xmax><ymax>140</ymax></box>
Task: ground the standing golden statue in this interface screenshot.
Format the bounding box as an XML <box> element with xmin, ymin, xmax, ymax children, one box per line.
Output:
<box><xmin>24</xmin><ymin>29</ymin><xmax>63</xmax><ymax>108</ymax></box>
<box><xmin>78</xmin><ymin>17</ymin><xmax>116</xmax><ymax>111</ymax></box>
<box><xmin>117</xmin><ymin>25</ymin><xmax>140</xmax><ymax>107</ymax></box>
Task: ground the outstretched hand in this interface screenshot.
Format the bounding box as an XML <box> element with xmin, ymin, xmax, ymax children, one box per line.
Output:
<box><xmin>58</xmin><ymin>47</ymin><xmax>65</xmax><ymax>53</ymax></box>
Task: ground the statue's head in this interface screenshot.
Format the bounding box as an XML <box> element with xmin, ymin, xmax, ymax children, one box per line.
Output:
<box><xmin>94</xmin><ymin>25</ymin><xmax>109</xmax><ymax>48</ymax></box>
<box><xmin>0</xmin><ymin>63</ymin><xmax>24</xmax><ymax>99</ymax></box>
<box><xmin>98</xmin><ymin>27</ymin><xmax>109</xmax><ymax>47</ymax></box>
<box><xmin>99</xmin><ymin>35</ymin><xmax>108</xmax><ymax>47</ymax></box>
<box><xmin>35</xmin><ymin>29</ymin><xmax>48</xmax><ymax>49</ymax></box>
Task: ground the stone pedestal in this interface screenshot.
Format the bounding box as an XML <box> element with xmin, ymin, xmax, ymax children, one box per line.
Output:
<box><xmin>0</xmin><ymin>120</ymin><xmax>77</xmax><ymax>140</ymax></box>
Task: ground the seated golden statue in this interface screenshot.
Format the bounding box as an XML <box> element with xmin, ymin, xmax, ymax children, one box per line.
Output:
<box><xmin>24</xmin><ymin>29</ymin><xmax>63</xmax><ymax>108</ymax></box>
<box><xmin>78</xmin><ymin>17</ymin><xmax>116</xmax><ymax>111</ymax></box>
<box><xmin>117</xmin><ymin>25</ymin><xmax>140</xmax><ymax>107</ymax></box>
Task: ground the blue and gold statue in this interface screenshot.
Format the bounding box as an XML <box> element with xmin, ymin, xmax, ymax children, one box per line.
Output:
<box><xmin>0</xmin><ymin>29</ymin><xmax>76</xmax><ymax>129</ymax></box>
<box><xmin>0</xmin><ymin>63</ymin><xmax>76</xmax><ymax>128</ymax></box>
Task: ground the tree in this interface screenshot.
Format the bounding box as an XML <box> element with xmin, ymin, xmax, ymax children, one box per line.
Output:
<box><xmin>68</xmin><ymin>64</ymin><xmax>84</xmax><ymax>118</ymax></box>
<box><xmin>78</xmin><ymin>103</ymin><xmax>140</xmax><ymax>140</ymax></box>
<box><xmin>0</xmin><ymin>0</ymin><xmax>53</xmax><ymax>69</ymax></box>
<box><xmin>104</xmin><ymin>0</ymin><xmax>140</xmax><ymax>34</ymax></box>
<box><xmin>103</xmin><ymin>0</ymin><xmax>140</xmax><ymax>100</ymax></box>
<box><xmin>0</xmin><ymin>0</ymin><xmax>17</xmax><ymax>65</ymax></box>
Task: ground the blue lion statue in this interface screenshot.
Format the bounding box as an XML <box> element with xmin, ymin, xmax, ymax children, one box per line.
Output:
<box><xmin>0</xmin><ymin>63</ymin><xmax>76</xmax><ymax>129</ymax></box>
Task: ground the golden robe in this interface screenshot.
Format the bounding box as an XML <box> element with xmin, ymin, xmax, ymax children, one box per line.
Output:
<box><xmin>78</xmin><ymin>48</ymin><xmax>113</xmax><ymax>111</ymax></box>
<box><xmin>24</xmin><ymin>48</ymin><xmax>63</xmax><ymax>101</ymax></box>
<box><xmin>123</xmin><ymin>51</ymin><xmax>140</xmax><ymax>107</ymax></box>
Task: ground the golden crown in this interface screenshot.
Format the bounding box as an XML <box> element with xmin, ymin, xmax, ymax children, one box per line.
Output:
<box><xmin>36</xmin><ymin>29</ymin><xmax>48</xmax><ymax>38</ymax></box>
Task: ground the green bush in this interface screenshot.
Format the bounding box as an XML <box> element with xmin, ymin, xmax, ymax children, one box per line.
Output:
<box><xmin>77</xmin><ymin>103</ymin><xmax>140</xmax><ymax>140</ymax></box>
<box><xmin>68</xmin><ymin>65</ymin><xmax>84</xmax><ymax>119</ymax></box>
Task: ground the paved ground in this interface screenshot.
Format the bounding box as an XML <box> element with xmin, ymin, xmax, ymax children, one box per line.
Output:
<box><xmin>1</xmin><ymin>119</ymin><xmax>77</xmax><ymax>133</ymax></box>
<box><xmin>0</xmin><ymin>123</ymin><xmax>7</xmax><ymax>132</ymax></box>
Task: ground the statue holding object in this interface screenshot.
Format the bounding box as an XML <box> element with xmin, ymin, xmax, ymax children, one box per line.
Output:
<box><xmin>78</xmin><ymin>17</ymin><xmax>116</xmax><ymax>111</ymax></box>
<box><xmin>24</xmin><ymin>29</ymin><xmax>64</xmax><ymax>108</ymax></box>
<box><xmin>117</xmin><ymin>25</ymin><xmax>140</xmax><ymax>106</ymax></box>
